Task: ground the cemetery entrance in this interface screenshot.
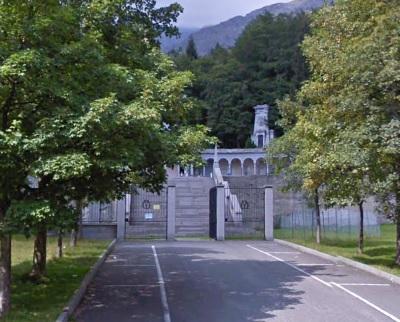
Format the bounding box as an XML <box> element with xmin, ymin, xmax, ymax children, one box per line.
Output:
<box><xmin>125</xmin><ymin>188</ymin><xmax>168</xmax><ymax>239</ymax></box>
<box><xmin>224</xmin><ymin>187</ymin><xmax>266</xmax><ymax>239</ymax></box>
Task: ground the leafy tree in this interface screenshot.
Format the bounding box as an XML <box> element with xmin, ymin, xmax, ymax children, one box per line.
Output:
<box><xmin>0</xmin><ymin>0</ymin><xmax>213</xmax><ymax>316</ymax></box>
<box><xmin>271</xmin><ymin>0</ymin><xmax>400</xmax><ymax>260</ymax></box>
<box><xmin>186</xmin><ymin>36</ymin><xmax>199</xmax><ymax>60</ymax></box>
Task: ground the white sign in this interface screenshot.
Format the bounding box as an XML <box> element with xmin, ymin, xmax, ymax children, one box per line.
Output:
<box><xmin>145</xmin><ymin>213</ymin><xmax>153</xmax><ymax>220</ymax></box>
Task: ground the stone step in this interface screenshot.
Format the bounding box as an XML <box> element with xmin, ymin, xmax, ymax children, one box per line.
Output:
<box><xmin>176</xmin><ymin>213</ymin><xmax>209</xmax><ymax>217</ymax></box>
<box><xmin>176</xmin><ymin>220</ymin><xmax>208</xmax><ymax>224</ymax></box>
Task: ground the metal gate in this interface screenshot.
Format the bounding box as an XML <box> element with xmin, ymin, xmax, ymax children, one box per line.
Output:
<box><xmin>209</xmin><ymin>187</ymin><xmax>217</xmax><ymax>239</ymax></box>
<box><xmin>224</xmin><ymin>187</ymin><xmax>265</xmax><ymax>239</ymax></box>
<box><xmin>125</xmin><ymin>187</ymin><xmax>168</xmax><ymax>239</ymax></box>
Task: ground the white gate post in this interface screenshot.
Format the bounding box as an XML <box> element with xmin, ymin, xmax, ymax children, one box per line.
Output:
<box><xmin>216</xmin><ymin>185</ymin><xmax>225</xmax><ymax>241</ymax></box>
<box><xmin>116</xmin><ymin>196</ymin><xmax>126</xmax><ymax>241</ymax></box>
<box><xmin>167</xmin><ymin>185</ymin><xmax>176</xmax><ymax>240</ymax></box>
<box><xmin>265</xmin><ymin>186</ymin><xmax>274</xmax><ymax>240</ymax></box>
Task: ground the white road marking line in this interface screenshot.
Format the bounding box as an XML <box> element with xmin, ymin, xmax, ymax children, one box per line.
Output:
<box><xmin>111</xmin><ymin>264</ymin><xmax>156</xmax><ymax>267</ymax></box>
<box><xmin>246</xmin><ymin>245</ymin><xmax>332</xmax><ymax>288</ymax></box>
<box><xmin>268</xmin><ymin>252</ymin><xmax>300</xmax><ymax>254</ymax></box>
<box><xmin>152</xmin><ymin>245</ymin><xmax>172</xmax><ymax>322</ymax></box>
<box><xmin>339</xmin><ymin>283</ymin><xmax>391</xmax><ymax>287</ymax></box>
<box><xmin>331</xmin><ymin>282</ymin><xmax>400</xmax><ymax>322</ymax></box>
<box><xmin>297</xmin><ymin>263</ymin><xmax>335</xmax><ymax>267</ymax></box>
<box><xmin>103</xmin><ymin>284</ymin><xmax>159</xmax><ymax>287</ymax></box>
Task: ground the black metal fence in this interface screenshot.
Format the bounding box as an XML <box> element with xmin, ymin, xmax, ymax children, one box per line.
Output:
<box><xmin>224</xmin><ymin>187</ymin><xmax>265</xmax><ymax>239</ymax></box>
<box><xmin>126</xmin><ymin>188</ymin><xmax>168</xmax><ymax>239</ymax></box>
<box><xmin>81</xmin><ymin>202</ymin><xmax>117</xmax><ymax>224</ymax></box>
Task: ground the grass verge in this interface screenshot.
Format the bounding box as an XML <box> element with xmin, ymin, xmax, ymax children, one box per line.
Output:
<box><xmin>2</xmin><ymin>235</ymin><xmax>109</xmax><ymax>322</ymax></box>
<box><xmin>275</xmin><ymin>224</ymin><xmax>400</xmax><ymax>277</ymax></box>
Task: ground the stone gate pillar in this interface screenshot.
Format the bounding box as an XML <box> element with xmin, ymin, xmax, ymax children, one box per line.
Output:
<box><xmin>264</xmin><ymin>186</ymin><xmax>274</xmax><ymax>241</ymax></box>
<box><xmin>167</xmin><ymin>185</ymin><xmax>176</xmax><ymax>240</ymax></box>
<box><xmin>116</xmin><ymin>196</ymin><xmax>126</xmax><ymax>241</ymax></box>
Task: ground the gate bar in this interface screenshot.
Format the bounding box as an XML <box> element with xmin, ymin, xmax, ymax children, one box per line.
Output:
<box><xmin>216</xmin><ymin>185</ymin><xmax>225</xmax><ymax>241</ymax></box>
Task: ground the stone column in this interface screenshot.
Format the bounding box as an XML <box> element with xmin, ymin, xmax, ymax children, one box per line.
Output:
<box><xmin>264</xmin><ymin>186</ymin><xmax>274</xmax><ymax>241</ymax></box>
<box><xmin>167</xmin><ymin>185</ymin><xmax>176</xmax><ymax>240</ymax></box>
<box><xmin>228</xmin><ymin>161</ymin><xmax>232</xmax><ymax>176</ymax></box>
<box><xmin>203</xmin><ymin>166</ymin><xmax>206</xmax><ymax>177</ymax></box>
<box><xmin>253</xmin><ymin>161</ymin><xmax>256</xmax><ymax>175</ymax></box>
<box><xmin>116</xmin><ymin>196</ymin><xmax>126</xmax><ymax>241</ymax></box>
<box><xmin>216</xmin><ymin>185</ymin><xmax>225</xmax><ymax>241</ymax></box>
<box><xmin>240</xmin><ymin>161</ymin><xmax>244</xmax><ymax>176</ymax></box>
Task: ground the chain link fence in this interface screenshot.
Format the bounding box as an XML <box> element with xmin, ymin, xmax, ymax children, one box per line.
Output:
<box><xmin>274</xmin><ymin>205</ymin><xmax>381</xmax><ymax>241</ymax></box>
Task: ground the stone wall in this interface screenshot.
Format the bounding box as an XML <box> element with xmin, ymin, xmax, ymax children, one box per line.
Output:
<box><xmin>81</xmin><ymin>224</ymin><xmax>117</xmax><ymax>240</ymax></box>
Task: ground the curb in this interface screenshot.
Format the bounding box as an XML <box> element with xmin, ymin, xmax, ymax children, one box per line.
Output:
<box><xmin>275</xmin><ymin>239</ymin><xmax>400</xmax><ymax>286</ymax></box>
<box><xmin>55</xmin><ymin>239</ymin><xmax>117</xmax><ymax>322</ymax></box>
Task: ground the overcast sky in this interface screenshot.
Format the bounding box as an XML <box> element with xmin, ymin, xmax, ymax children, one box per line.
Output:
<box><xmin>156</xmin><ymin>0</ymin><xmax>293</xmax><ymax>28</ymax></box>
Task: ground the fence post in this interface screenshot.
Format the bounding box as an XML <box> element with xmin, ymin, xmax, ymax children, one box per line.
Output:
<box><xmin>264</xmin><ymin>186</ymin><xmax>274</xmax><ymax>241</ymax></box>
<box><xmin>167</xmin><ymin>185</ymin><xmax>176</xmax><ymax>241</ymax></box>
<box><xmin>116</xmin><ymin>196</ymin><xmax>126</xmax><ymax>241</ymax></box>
<box><xmin>216</xmin><ymin>185</ymin><xmax>225</xmax><ymax>241</ymax></box>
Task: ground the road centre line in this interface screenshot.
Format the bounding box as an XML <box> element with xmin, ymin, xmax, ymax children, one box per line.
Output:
<box><xmin>246</xmin><ymin>245</ymin><xmax>332</xmax><ymax>288</ymax></box>
<box><xmin>268</xmin><ymin>252</ymin><xmax>300</xmax><ymax>254</ymax></box>
<box><xmin>331</xmin><ymin>282</ymin><xmax>400</xmax><ymax>322</ymax></box>
<box><xmin>152</xmin><ymin>245</ymin><xmax>172</xmax><ymax>322</ymax></box>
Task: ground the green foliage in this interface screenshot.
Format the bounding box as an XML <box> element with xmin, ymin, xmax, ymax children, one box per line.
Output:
<box><xmin>0</xmin><ymin>1</ymin><xmax>211</xmax><ymax>235</ymax></box>
<box><xmin>270</xmin><ymin>0</ymin><xmax>400</xmax><ymax>259</ymax></box>
<box><xmin>173</xmin><ymin>13</ymin><xmax>310</xmax><ymax>148</ymax></box>
<box><xmin>185</xmin><ymin>36</ymin><xmax>198</xmax><ymax>60</ymax></box>
<box><xmin>5</xmin><ymin>201</ymin><xmax>77</xmax><ymax>238</ymax></box>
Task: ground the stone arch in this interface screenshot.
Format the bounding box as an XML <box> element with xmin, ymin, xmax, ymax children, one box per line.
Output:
<box><xmin>205</xmin><ymin>158</ymin><xmax>214</xmax><ymax>177</ymax></box>
<box><xmin>219</xmin><ymin>159</ymin><xmax>229</xmax><ymax>176</ymax></box>
<box><xmin>243</xmin><ymin>159</ymin><xmax>255</xmax><ymax>176</ymax></box>
<box><xmin>256</xmin><ymin>158</ymin><xmax>267</xmax><ymax>176</ymax></box>
<box><xmin>231</xmin><ymin>159</ymin><xmax>242</xmax><ymax>176</ymax></box>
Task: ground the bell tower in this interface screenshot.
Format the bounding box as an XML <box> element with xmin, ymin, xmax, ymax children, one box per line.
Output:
<box><xmin>251</xmin><ymin>104</ymin><xmax>274</xmax><ymax>148</ymax></box>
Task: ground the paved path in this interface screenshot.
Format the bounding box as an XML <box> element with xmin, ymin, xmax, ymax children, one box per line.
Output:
<box><xmin>74</xmin><ymin>241</ymin><xmax>400</xmax><ymax>322</ymax></box>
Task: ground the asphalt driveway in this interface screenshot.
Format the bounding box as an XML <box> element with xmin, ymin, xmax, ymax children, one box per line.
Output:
<box><xmin>74</xmin><ymin>241</ymin><xmax>400</xmax><ymax>322</ymax></box>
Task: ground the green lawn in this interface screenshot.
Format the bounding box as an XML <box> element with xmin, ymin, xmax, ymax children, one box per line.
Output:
<box><xmin>2</xmin><ymin>235</ymin><xmax>109</xmax><ymax>322</ymax></box>
<box><xmin>275</xmin><ymin>224</ymin><xmax>400</xmax><ymax>277</ymax></box>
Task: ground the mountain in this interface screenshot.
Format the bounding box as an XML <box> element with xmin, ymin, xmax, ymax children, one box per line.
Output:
<box><xmin>161</xmin><ymin>0</ymin><xmax>330</xmax><ymax>56</ymax></box>
<box><xmin>160</xmin><ymin>27</ymin><xmax>199</xmax><ymax>54</ymax></box>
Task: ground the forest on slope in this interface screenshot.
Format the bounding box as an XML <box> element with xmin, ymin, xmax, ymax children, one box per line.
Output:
<box><xmin>172</xmin><ymin>12</ymin><xmax>310</xmax><ymax>148</ymax></box>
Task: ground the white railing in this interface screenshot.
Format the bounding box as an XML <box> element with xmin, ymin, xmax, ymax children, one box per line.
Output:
<box><xmin>213</xmin><ymin>165</ymin><xmax>242</xmax><ymax>222</ymax></box>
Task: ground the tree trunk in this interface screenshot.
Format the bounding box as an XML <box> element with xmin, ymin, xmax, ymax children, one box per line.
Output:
<box><xmin>69</xmin><ymin>229</ymin><xmax>77</xmax><ymax>248</ymax></box>
<box><xmin>396</xmin><ymin>216</ymin><xmax>400</xmax><ymax>266</ymax></box>
<box><xmin>395</xmin><ymin>186</ymin><xmax>400</xmax><ymax>266</ymax></box>
<box><xmin>56</xmin><ymin>230</ymin><xmax>63</xmax><ymax>258</ymax></box>
<box><xmin>0</xmin><ymin>203</ymin><xmax>11</xmax><ymax>317</ymax></box>
<box><xmin>31</xmin><ymin>226</ymin><xmax>47</xmax><ymax>279</ymax></box>
<box><xmin>358</xmin><ymin>201</ymin><xmax>364</xmax><ymax>254</ymax></box>
<box><xmin>70</xmin><ymin>200</ymin><xmax>83</xmax><ymax>247</ymax></box>
<box><xmin>0</xmin><ymin>234</ymin><xmax>11</xmax><ymax>318</ymax></box>
<box><xmin>314</xmin><ymin>189</ymin><xmax>322</xmax><ymax>244</ymax></box>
